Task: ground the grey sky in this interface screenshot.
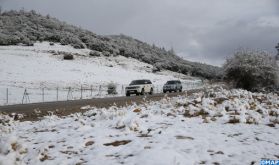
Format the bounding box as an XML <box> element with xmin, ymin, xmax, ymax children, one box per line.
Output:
<box><xmin>1</xmin><ymin>0</ymin><xmax>279</xmax><ymax>66</ymax></box>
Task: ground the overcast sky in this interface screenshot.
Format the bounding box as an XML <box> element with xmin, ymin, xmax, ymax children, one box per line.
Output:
<box><xmin>1</xmin><ymin>0</ymin><xmax>279</xmax><ymax>66</ymax></box>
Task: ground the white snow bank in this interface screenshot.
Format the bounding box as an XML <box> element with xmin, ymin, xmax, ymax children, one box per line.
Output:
<box><xmin>1</xmin><ymin>88</ymin><xmax>278</xmax><ymax>165</ymax></box>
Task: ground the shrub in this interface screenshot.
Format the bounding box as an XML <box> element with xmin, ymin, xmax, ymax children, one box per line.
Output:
<box><xmin>102</xmin><ymin>51</ymin><xmax>110</xmax><ymax>57</ymax></box>
<box><xmin>223</xmin><ymin>49</ymin><xmax>278</xmax><ymax>91</ymax></box>
<box><xmin>152</xmin><ymin>66</ymin><xmax>161</xmax><ymax>73</ymax></box>
<box><xmin>63</xmin><ymin>53</ymin><xmax>74</xmax><ymax>60</ymax></box>
<box><xmin>89</xmin><ymin>50</ymin><xmax>101</xmax><ymax>57</ymax></box>
<box><xmin>107</xmin><ymin>82</ymin><xmax>117</xmax><ymax>95</ymax></box>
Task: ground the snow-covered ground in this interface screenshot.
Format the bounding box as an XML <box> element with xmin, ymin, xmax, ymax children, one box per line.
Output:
<box><xmin>1</xmin><ymin>88</ymin><xmax>278</xmax><ymax>165</ymax></box>
<box><xmin>0</xmin><ymin>42</ymin><xmax>201</xmax><ymax>105</ymax></box>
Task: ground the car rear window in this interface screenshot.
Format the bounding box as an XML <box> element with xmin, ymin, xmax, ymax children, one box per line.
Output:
<box><xmin>146</xmin><ymin>80</ymin><xmax>152</xmax><ymax>84</ymax></box>
<box><xmin>166</xmin><ymin>80</ymin><xmax>181</xmax><ymax>84</ymax></box>
<box><xmin>166</xmin><ymin>81</ymin><xmax>176</xmax><ymax>84</ymax></box>
<box><xmin>130</xmin><ymin>80</ymin><xmax>149</xmax><ymax>85</ymax></box>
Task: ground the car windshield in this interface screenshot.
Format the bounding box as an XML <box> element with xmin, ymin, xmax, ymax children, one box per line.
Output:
<box><xmin>130</xmin><ymin>80</ymin><xmax>146</xmax><ymax>85</ymax></box>
<box><xmin>166</xmin><ymin>81</ymin><xmax>177</xmax><ymax>84</ymax></box>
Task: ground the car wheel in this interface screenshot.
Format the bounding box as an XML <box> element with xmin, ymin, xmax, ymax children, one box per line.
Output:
<box><xmin>126</xmin><ymin>93</ymin><xmax>130</xmax><ymax>96</ymax></box>
<box><xmin>149</xmin><ymin>88</ymin><xmax>153</xmax><ymax>95</ymax></box>
<box><xmin>141</xmin><ymin>88</ymin><xmax>145</xmax><ymax>95</ymax></box>
<box><xmin>179</xmin><ymin>88</ymin><xmax>182</xmax><ymax>92</ymax></box>
<box><xmin>136</xmin><ymin>93</ymin><xmax>139</xmax><ymax>96</ymax></box>
<box><xmin>163</xmin><ymin>90</ymin><xmax>166</xmax><ymax>93</ymax></box>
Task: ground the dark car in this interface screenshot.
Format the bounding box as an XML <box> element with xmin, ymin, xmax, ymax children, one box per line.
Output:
<box><xmin>163</xmin><ymin>80</ymin><xmax>182</xmax><ymax>93</ymax></box>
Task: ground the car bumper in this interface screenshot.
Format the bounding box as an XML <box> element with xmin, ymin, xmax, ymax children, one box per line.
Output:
<box><xmin>163</xmin><ymin>87</ymin><xmax>176</xmax><ymax>91</ymax></box>
<box><xmin>126</xmin><ymin>89</ymin><xmax>141</xmax><ymax>93</ymax></box>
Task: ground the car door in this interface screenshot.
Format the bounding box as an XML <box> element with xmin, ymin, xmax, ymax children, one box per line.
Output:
<box><xmin>178</xmin><ymin>81</ymin><xmax>182</xmax><ymax>90</ymax></box>
<box><xmin>144</xmin><ymin>80</ymin><xmax>150</xmax><ymax>92</ymax></box>
<box><xmin>145</xmin><ymin>80</ymin><xmax>152</xmax><ymax>92</ymax></box>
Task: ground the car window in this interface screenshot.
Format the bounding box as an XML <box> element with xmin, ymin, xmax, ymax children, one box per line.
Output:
<box><xmin>166</xmin><ymin>81</ymin><xmax>176</xmax><ymax>84</ymax></box>
<box><xmin>130</xmin><ymin>80</ymin><xmax>146</xmax><ymax>85</ymax></box>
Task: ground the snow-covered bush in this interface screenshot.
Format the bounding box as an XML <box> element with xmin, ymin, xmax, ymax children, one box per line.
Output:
<box><xmin>107</xmin><ymin>82</ymin><xmax>117</xmax><ymax>95</ymax></box>
<box><xmin>60</xmin><ymin>36</ymin><xmax>84</xmax><ymax>49</ymax></box>
<box><xmin>223</xmin><ymin>49</ymin><xmax>278</xmax><ymax>91</ymax></box>
<box><xmin>89</xmin><ymin>50</ymin><xmax>101</xmax><ymax>57</ymax></box>
<box><xmin>63</xmin><ymin>53</ymin><xmax>74</xmax><ymax>60</ymax></box>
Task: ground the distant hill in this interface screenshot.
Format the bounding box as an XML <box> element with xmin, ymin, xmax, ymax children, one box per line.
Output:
<box><xmin>0</xmin><ymin>10</ymin><xmax>222</xmax><ymax>79</ymax></box>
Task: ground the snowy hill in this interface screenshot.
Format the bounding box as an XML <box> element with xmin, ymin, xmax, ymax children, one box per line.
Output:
<box><xmin>0</xmin><ymin>42</ymin><xmax>201</xmax><ymax>105</ymax></box>
<box><xmin>0</xmin><ymin>10</ymin><xmax>221</xmax><ymax>79</ymax></box>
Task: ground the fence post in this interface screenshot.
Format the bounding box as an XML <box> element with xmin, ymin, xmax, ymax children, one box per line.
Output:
<box><xmin>56</xmin><ymin>87</ymin><xmax>59</xmax><ymax>101</ymax></box>
<box><xmin>42</xmin><ymin>88</ymin><xmax>44</xmax><ymax>102</ymax></box>
<box><xmin>6</xmin><ymin>88</ymin><xmax>8</xmax><ymax>104</ymax></box>
<box><xmin>67</xmin><ymin>87</ymin><xmax>73</xmax><ymax>100</ymax></box>
<box><xmin>22</xmin><ymin>89</ymin><xmax>30</xmax><ymax>104</ymax></box>
<box><xmin>90</xmin><ymin>85</ymin><xmax>93</xmax><ymax>96</ymax></box>
<box><xmin>80</xmin><ymin>85</ymin><xmax>83</xmax><ymax>99</ymax></box>
<box><xmin>98</xmin><ymin>85</ymin><xmax>101</xmax><ymax>95</ymax></box>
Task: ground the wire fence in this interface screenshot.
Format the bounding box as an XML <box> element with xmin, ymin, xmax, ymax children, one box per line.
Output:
<box><xmin>0</xmin><ymin>81</ymin><xmax>203</xmax><ymax>105</ymax></box>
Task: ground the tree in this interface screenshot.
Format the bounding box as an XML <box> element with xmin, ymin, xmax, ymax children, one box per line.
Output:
<box><xmin>168</xmin><ymin>47</ymin><xmax>175</xmax><ymax>55</ymax></box>
<box><xmin>223</xmin><ymin>49</ymin><xmax>278</xmax><ymax>91</ymax></box>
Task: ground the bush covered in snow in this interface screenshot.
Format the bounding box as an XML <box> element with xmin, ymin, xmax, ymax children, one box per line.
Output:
<box><xmin>107</xmin><ymin>82</ymin><xmax>117</xmax><ymax>95</ymax></box>
<box><xmin>223</xmin><ymin>49</ymin><xmax>278</xmax><ymax>91</ymax></box>
<box><xmin>89</xmin><ymin>50</ymin><xmax>101</xmax><ymax>57</ymax></box>
<box><xmin>0</xmin><ymin>10</ymin><xmax>222</xmax><ymax>80</ymax></box>
<box><xmin>63</xmin><ymin>53</ymin><xmax>74</xmax><ymax>60</ymax></box>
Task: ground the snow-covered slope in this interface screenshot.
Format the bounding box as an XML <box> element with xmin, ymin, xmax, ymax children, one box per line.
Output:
<box><xmin>0</xmin><ymin>42</ymin><xmax>201</xmax><ymax>105</ymax></box>
<box><xmin>0</xmin><ymin>88</ymin><xmax>278</xmax><ymax>165</ymax></box>
<box><xmin>0</xmin><ymin>42</ymin><xmax>197</xmax><ymax>88</ymax></box>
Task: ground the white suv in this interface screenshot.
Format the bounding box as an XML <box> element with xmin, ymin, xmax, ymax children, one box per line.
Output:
<box><xmin>125</xmin><ymin>79</ymin><xmax>154</xmax><ymax>96</ymax></box>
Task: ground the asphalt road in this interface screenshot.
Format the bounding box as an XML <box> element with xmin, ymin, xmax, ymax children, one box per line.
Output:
<box><xmin>0</xmin><ymin>89</ymin><xmax>203</xmax><ymax>121</ymax></box>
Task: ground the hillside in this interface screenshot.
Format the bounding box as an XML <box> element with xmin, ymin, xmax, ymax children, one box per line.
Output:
<box><xmin>0</xmin><ymin>42</ymin><xmax>202</xmax><ymax>105</ymax></box>
<box><xmin>0</xmin><ymin>10</ymin><xmax>222</xmax><ymax>79</ymax></box>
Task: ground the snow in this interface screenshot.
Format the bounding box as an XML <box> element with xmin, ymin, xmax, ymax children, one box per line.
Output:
<box><xmin>0</xmin><ymin>42</ymin><xmax>201</xmax><ymax>105</ymax></box>
<box><xmin>1</xmin><ymin>88</ymin><xmax>279</xmax><ymax>165</ymax></box>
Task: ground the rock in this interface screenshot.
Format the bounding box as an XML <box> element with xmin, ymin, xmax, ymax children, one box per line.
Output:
<box><xmin>89</xmin><ymin>51</ymin><xmax>101</xmax><ymax>57</ymax></box>
<box><xmin>175</xmin><ymin>135</ymin><xmax>194</xmax><ymax>140</ymax></box>
<box><xmin>214</xmin><ymin>97</ymin><xmax>228</xmax><ymax>104</ymax></box>
<box><xmin>102</xmin><ymin>51</ymin><xmax>110</xmax><ymax>57</ymax></box>
<box><xmin>103</xmin><ymin>140</ymin><xmax>131</xmax><ymax>147</ymax></box>
<box><xmin>144</xmin><ymin>146</ymin><xmax>151</xmax><ymax>149</ymax></box>
<box><xmin>167</xmin><ymin>112</ymin><xmax>176</xmax><ymax>117</ymax></box>
<box><xmin>133</xmin><ymin>108</ymin><xmax>141</xmax><ymax>113</ymax></box>
<box><xmin>63</xmin><ymin>54</ymin><xmax>74</xmax><ymax>60</ymax></box>
<box><xmin>227</xmin><ymin>116</ymin><xmax>240</xmax><ymax>124</ymax></box>
<box><xmin>85</xmin><ymin>141</ymin><xmax>94</xmax><ymax>147</ymax></box>
<box><xmin>215</xmin><ymin>151</ymin><xmax>224</xmax><ymax>154</ymax></box>
<box><xmin>152</xmin><ymin>67</ymin><xmax>160</xmax><ymax>73</ymax></box>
